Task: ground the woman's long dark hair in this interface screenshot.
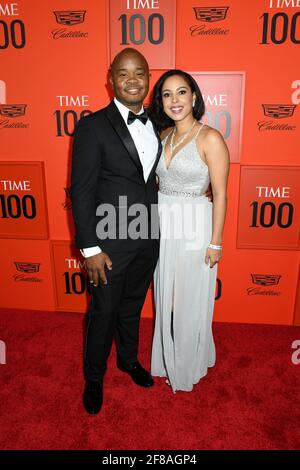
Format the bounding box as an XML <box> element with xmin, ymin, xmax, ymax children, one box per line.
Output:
<box><xmin>148</xmin><ymin>70</ymin><xmax>205</xmax><ymax>131</ymax></box>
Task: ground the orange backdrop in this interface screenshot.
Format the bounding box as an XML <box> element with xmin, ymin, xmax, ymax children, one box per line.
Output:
<box><xmin>0</xmin><ymin>0</ymin><xmax>299</xmax><ymax>325</ymax></box>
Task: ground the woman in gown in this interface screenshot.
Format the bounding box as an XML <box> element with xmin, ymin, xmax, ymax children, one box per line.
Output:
<box><xmin>149</xmin><ymin>70</ymin><xmax>230</xmax><ymax>393</ymax></box>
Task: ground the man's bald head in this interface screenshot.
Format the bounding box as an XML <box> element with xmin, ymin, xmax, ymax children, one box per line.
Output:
<box><xmin>110</xmin><ymin>48</ymin><xmax>149</xmax><ymax>74</ymax></box>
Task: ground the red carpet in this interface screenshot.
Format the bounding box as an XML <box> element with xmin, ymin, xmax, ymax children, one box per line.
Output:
<box><xmin>0</xmin><ymin>308</ymin><xmax>299</xmax><ymax>450</ymax></box>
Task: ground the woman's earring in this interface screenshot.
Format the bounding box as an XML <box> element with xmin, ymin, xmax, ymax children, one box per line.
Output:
<box><xmin>192</xmin><ymin>99</ymin><xmax>195</xmax><ymax>108</ymax></box>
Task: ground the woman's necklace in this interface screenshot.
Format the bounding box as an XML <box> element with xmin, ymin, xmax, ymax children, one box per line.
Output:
<box><xmin>169</xmin><ymin>119</ymin><xmax>196</xmax><ymax>157</ymax></box>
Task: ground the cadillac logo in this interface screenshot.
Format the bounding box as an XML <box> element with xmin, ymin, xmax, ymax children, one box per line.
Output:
<box><xmin>193</xmin><ymin>6</ymin><xmax>229</xmax><ymax>22</ymax></box>
<box><xmin>0</xmin><ymin>104</ymin><xmax>27</xmax><ymax>118</ymax></box>
<box><xmin>251</xmin><ymin>274</ymin><xmax>281</xmax><ymax>286</ymax></box>
<box><xmin>262</xmin><ymin>104</ymin><xmax>296</xmax><ymax>119</ymax></box>
<box><xmin>53</xmin><ymin>10</ymin><xmax>87</xmax><ymax>26</ymax></box>
<box><xmin>14</xmin><ymin>262</ymin><xmax>40</xmax><ymax>273</ymax></box>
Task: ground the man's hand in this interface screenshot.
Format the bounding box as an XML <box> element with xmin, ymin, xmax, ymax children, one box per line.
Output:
<box><xmin>204</xmin><ymin>183</ymin><xmax>213</xmax><ymax>202</ymax></box>
<box><xmin>86</xmin><ymin>252</ymin><xmax>113</xmax><ymax>287</ymax></box>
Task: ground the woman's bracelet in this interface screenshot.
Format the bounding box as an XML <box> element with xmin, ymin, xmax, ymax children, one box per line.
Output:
<box><xmin>208</xmin><ymin>243</ymin><xmax>222</xmax><ymax>250</ymax></box>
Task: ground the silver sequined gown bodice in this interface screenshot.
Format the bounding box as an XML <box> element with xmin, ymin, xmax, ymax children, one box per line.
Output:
<box><xmin>156</xmin><ymin>135</ymin><xmax>210</xmax><ymax>197</ymax></box>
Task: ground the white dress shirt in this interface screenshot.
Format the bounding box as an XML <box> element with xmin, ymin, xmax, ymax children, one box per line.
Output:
<box><xmin>80</xmin><ymin>98</ymin><xmax>158</xmax><ymax>258</ymax></box>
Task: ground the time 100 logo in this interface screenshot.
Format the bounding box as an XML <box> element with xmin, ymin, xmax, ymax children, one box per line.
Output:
<box><xmin>260</xmin><ymin>11</ymin><xmax>300</xmax><ymax>44</ymax></box>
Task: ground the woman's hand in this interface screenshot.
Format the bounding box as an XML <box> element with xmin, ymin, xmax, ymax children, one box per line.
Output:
<box><xmin>205</xmin><ymin>247</ymin><xmax>222</xmax><ymax>268</ymax></box>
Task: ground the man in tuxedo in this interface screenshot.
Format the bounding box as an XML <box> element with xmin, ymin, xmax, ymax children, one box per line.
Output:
<box><xmin>71</xmin><ymin>48</ymin><xmax>161</xmax><ymax>415</ymax></box>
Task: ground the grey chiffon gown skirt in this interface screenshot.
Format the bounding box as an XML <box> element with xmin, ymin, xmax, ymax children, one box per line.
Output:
<box><xmin>151</xmin><ymin>125</ymin><xmax>218</xmax><ymax>392</ymax></box>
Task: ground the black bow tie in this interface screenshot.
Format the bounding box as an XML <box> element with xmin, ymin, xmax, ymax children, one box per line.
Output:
<box><xmin>127</xmin><ymin>110</ymin><xmax>148</xmax><ymax>125</ymax></box>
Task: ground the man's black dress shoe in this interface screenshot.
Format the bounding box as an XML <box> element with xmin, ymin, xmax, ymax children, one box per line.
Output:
<box><xmin>117</xmin><ymin>360</ymin><xmax>154</xmax><ymax>387</ymax></box>
<box><xmin>83</xmin><ymin>380</ymin><xmax>103</xmax><ymax>415</ymax></box>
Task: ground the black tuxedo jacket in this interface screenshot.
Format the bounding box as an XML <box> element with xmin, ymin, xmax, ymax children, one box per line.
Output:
<box><xmin>71</xmin><ymin>101</ymin><xmax>162</xmax><ymax>253</ymax></box>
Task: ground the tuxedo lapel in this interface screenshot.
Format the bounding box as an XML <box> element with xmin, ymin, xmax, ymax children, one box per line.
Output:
<box><xmin>106</xmin><ymin>101</ymin><xmax>144</xmax><ymax>178</ymax></box>
<box><xmin>147</xmin><ymin>118</ymin><xmax>162</xmax><ymax>182</ymax></box>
